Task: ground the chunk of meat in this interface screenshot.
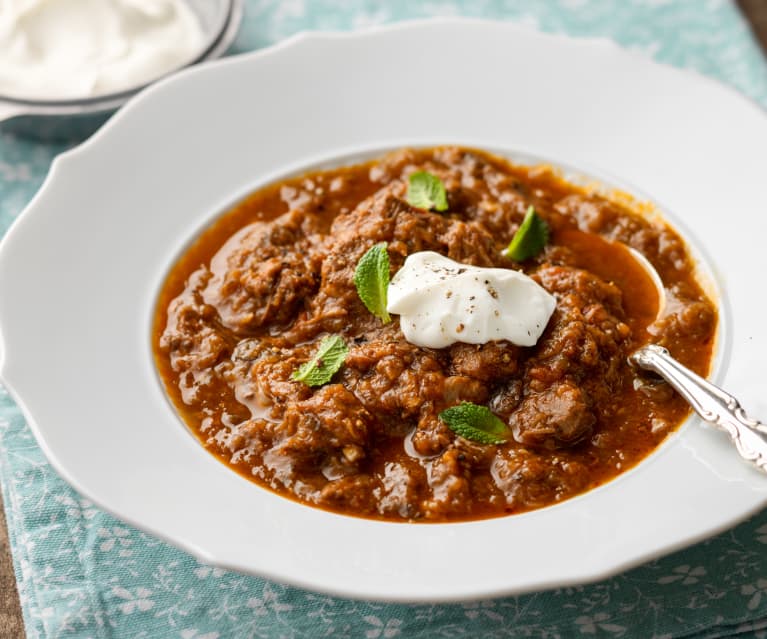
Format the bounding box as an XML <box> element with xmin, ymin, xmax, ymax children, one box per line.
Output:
<box><xmin>265</xmin><ymin>385</ymin><xmax>373</xmax><ymax>480</ymax></box>
<box><xmin>203</xmin><ymin>210</ymin><xmax>324</xmax><ymax>332</ymax></box>
<box><xmin>319</xmin><ymin>475</ymin><xmax>378</xmax><ymax>514</ymax></box>
<box><xmin>449</xmin><ymin>341</ymin><xmax>520</xmax><ymax>382</ymax></box>
<box><xmin>343</xmin><ymin>340</ymin><xmax>448</xmax><ymax>428</ymax></box>
<box><xmin>492</xmin><ymin>449</ymin><xmax>591</xmax><ymax>509</ymax></box>
<box><xmin>160</xmin><ymin>267</ymin><xmax>229</xmax><ymax>374</ymax></box>
<box><xmin>377</xmin><ymin>462</ymin><xmax>427</xmax><ymax>519</ymax></box>
<box><xmin>512</xmin><ymin>382</ymin><xmax>595</xmax><ymax>449</ymax></box>
<box><xmin>422</xmin><ymin>448</ymin><xmax>472</xmax><ymax>519</ymax></box>
<box><xmin>649</xmin><ymin>282</ymin><xmax>717</xmax><ymax>354</ymax></box>
<box><xmin>528</xmin><ymin>265</ymin><xmax>631</xmax><ymax>389</ymax></box>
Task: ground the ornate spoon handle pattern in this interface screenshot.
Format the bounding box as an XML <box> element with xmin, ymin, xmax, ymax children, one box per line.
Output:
<box><xmin>630</xmin><ymin>344</ymin><xmax>767</xmax><ymax>473</ymax></box>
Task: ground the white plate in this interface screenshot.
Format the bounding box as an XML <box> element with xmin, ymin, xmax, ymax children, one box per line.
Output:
<box><xmin>1</xmin><ymin>19</ymin><xmax>767</xmax><ymax>602</ymax></box>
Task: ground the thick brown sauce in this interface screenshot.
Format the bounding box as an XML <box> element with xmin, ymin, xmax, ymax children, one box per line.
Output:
<box><xmin>153</xmin><ymin>147</ymin><xmax>716</xmax><ymax>522</ymax></box>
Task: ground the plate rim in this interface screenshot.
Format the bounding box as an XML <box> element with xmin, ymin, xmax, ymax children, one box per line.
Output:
<box><xmin>1</xmin><ymin>18</ymin><xmax>766</xmax><ymax>602</ymax></box>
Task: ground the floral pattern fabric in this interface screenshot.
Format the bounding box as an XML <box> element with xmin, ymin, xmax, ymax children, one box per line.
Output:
<box><xmin>2</xmin><ymin>1</ymin><xmax>767</xmax><ymax>637</ymax></box>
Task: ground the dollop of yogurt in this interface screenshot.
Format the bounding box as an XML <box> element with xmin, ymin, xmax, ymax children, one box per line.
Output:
<box><xmin>387</xmin><ymin>251</ymin><xmax>556</xmax><ymax>349</ymax></box>
<box><xmin>0</xmin><ymin>0</ymin><xmax>205</xmax><ymax>100</ymax></box>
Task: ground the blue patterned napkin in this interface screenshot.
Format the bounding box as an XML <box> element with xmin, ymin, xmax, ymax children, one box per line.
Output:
<box><xmin>2</xmin><ymin>2</ymin><xmax>767</xmax><ymax>637</ymax></box>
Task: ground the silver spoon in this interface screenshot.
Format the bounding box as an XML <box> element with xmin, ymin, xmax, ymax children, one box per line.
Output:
<box><xmin>630</xmin><ymin>345</ymin><xmax>767</xmax><ymax>473</ymax></box>
<box><xmin>625</xmin><ymin>245</ymin><xmax>767</xmax><ymax>473</ymax></box>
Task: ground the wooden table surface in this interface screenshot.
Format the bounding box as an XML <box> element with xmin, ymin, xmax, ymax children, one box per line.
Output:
<box><xmin>1</xmin><ymin>4</ymin><xmax>766</xmax><ymax>637</ymax></box>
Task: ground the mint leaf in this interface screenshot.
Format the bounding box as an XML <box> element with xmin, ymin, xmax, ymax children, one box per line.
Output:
<box><xmin>353</xmin><ymin>242</ymin><xmax>391</xmax><ymax>324</ymax></box>
<box><xmin>291</xmin><ymin>335</ymin><xmax>349</xmax><ymax>386</ymax></box>
<box><xmin>503</xmin><ymin>206</ymin><xmax>549</xmax><ymax>261</ymax></box>
<box><xmin>439</xmin><ymin>402</ymin><xmax>510</xmax><ymax>445</ymax></box>
<box><xmin>407</xmin><ymin>171</ymin><xmax>448</xmax><ymax>212</ymax></box>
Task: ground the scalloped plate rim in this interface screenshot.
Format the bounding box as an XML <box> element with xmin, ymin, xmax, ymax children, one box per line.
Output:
<box><xmin>0</xmin><ymin>18</ymin><xmax>765</xmax><ymax>602</ymax></box>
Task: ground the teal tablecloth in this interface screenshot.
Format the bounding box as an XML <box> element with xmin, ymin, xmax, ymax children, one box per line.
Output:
<box><xmin>2</xmin><ymin>2</ymin><xmax>767</xmax><ymax>637</ymax></box>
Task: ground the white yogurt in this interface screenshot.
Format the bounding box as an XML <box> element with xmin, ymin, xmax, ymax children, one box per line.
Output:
<box><xmin>387</xmin><ymin>251</ymin><xmax>556</xmax><ymax>349</ymax></box>
<box><xmin>0</xmin><ymin>0</ymin><xmax>206</xmax><ymax>100</ymax></box>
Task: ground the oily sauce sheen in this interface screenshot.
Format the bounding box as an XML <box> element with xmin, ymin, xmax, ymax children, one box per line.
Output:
<box><xmin>154</xmin><ymin>147</ymin><xmax>716</xmax><ymax>522</ymax></box>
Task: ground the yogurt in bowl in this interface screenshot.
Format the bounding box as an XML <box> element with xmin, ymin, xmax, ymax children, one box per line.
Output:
<box><xmin>0</xmin><ymin>0</ymin><xmax>206</xmax><ymax>101</ymax></box>
<box><xmin>0</xmin><ymin>0</ymin><xmax>243</xmax><ymax>139</ymax></box>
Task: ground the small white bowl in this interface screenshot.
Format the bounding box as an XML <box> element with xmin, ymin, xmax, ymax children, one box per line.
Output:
<box><xmin>0</xmin><ymin>0</ymin><xmax>244</xmax><ymax>139</ymax></box>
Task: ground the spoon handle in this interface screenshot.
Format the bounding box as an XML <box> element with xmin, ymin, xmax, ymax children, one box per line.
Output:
<box><xmin>630</xmin><ymin>344</ymin><xmax>767</xmax><ymax>473</ymax></box>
